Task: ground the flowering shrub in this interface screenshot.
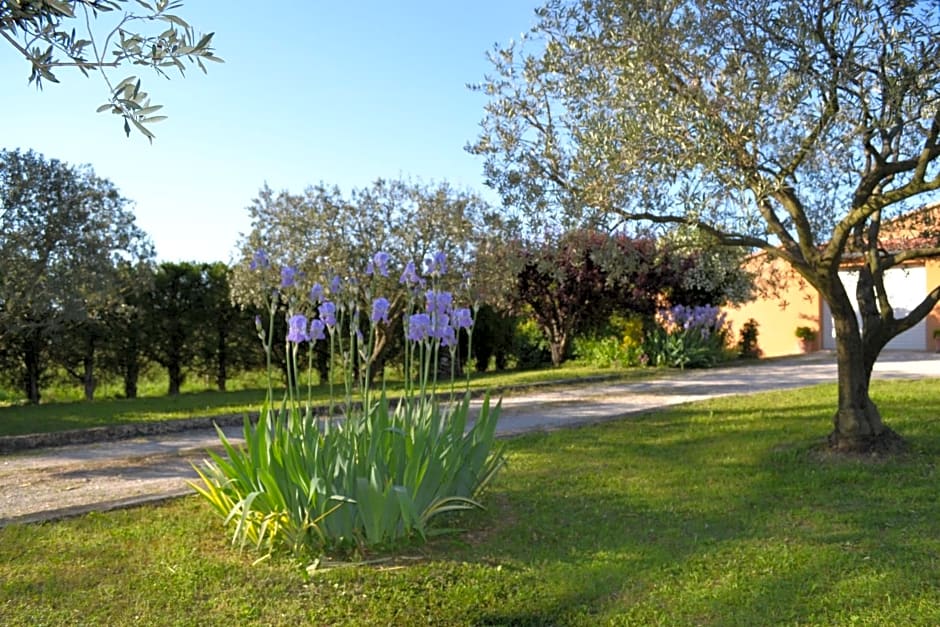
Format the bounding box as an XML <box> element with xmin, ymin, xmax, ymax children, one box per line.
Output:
<box><xmin>643</xmin><ymin>304</ymin><xmax>730</xmax><ymax>368</ymax></box>
<box><xmin>191</xmin><ymin>251</ymin><xmax>505</xmax><ymax>560</ymax></box>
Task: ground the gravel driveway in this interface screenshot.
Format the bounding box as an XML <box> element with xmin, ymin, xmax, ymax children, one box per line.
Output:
<box><xmin>2</xmin><ymin>351</ymin><xmax>938</xmax><ymax>526</ymax></box>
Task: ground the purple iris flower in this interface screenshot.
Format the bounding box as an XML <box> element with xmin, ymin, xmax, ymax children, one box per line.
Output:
<box><xmin>432</xmin><ymin>313</ymin><xmax>451</xmax><ymax>340</ymax></box>
<box><xmin>399</xmin><ymin>261</ymin><xmax>421</xmax><ymax>286</ymax></box>
<box><xmin>367</xmin><ymin>251</ymin><xmax>391</xmax><ymax>277</ymax></box>
<box><xmin>249</xmin><ymin>249</ymin><xmax>270</xmax><ymax>271</ymax></box>
<box><xmin>424</xmin><ymin>251</ymin><xmax>447</xmax><ymax>276</ymax></box>
<box><xmin>309</xmin><ymin>318</ymin><xmax>326</xmax><ymax>341</ymax></box>
<box><xmin>280</xmin><ymin>266</ymin><xmax>298</xmax><ymax>288</ymax></box>
<box><xmin>371</xmin><ymin>297</ymin><xmax>390</xmax><ymax>324</ymax></box>
<box><xmin>286</xmin><ymin>314</ymin><xmax>309</xmax><ymax>343</ymax></box>
<box><xmin>309</xmin><ymin>283</ymin><xmax>324</xmax><ymax>304</ymax></box>
<box><xmin>454</xmin><ymin>307</ymin><xmax>473</xmax><ymax>329</ymax></box>
<box><xmin>330</xmin><ymin>276</ymin><xmax>342</xmax><ymax>294</ymax></box>
<box><xmin>373</xmin><ymin>251</ymin><xmax>391</xmax><ymax>277</ymax></box>
<box><xmin>439</xmin><ymin>324</ymin><xmax>457</xmax><ymax>347</ymax></box>
<box><xmin>406</xmin><ymin>313</ymin><xmax>431</xmax><ymax>342</ymax></box>
<box><xmin>659</xmin><ymin>304</ymin><xmax>724</xmax><ymax>335</ymax></box>
<box><xmin>425</xmin><ymin>290</ymin><xmax>453</xmax><ymax>315</ymax></box>
<box><xmin>319</xmin><ymin>301</ymin><xmax>337</xmax><ymax>328</ymax></box>
<box><xmin>434</xmin><ymin>251</ymin><xmax>447</xmax><ymax>271</ymax></box>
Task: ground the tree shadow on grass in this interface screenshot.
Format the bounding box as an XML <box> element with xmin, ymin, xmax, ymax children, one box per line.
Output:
<box><xmin>419</xmin><ymin>401</ymin><xmax>940</xmax><ymax>625</ymax></box>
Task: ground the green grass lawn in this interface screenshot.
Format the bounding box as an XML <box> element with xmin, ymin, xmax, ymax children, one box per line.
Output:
<box><xmin>3</xmin><ymin>378</ymin><xmax>940</xmax><ymax>625</ymax></box>
<box><xmin>0</xmin><ymin>363</ymin><xmax>643</xmax><ymax>437</ymax></box>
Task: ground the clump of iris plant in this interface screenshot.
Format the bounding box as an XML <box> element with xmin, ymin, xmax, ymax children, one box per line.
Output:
<box><xmin>645</xmin><ymin>304</ymin><xmax>730</xmax><ymax>369</ymax></box>
<box><xmin>191</xmin><ymin>249</ymin><xmax>504</xmax><ymax>562</ymax></box>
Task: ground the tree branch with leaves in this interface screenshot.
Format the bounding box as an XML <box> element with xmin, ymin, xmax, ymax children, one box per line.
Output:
<box><xmin>1</xmin><ymin>0</ymin><xmax>221</xmax><ymax>139</ymax></box>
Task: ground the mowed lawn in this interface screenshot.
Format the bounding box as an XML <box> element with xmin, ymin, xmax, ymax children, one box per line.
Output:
<box><xmin>3</xmin><ymin>379</ymin><xmax>940</xmax><ymax>625</ymax></box>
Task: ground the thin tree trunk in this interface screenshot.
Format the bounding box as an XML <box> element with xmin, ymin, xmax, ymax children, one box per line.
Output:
<box><xmin>23</xmin><ymin>337</ymin><xmax>42</xmax><ymax>404</ymax></box>
<box><xmin>82</xmin><ymin>332</ymin><xmax>96</xmax><ymax>401</ymax></box>
<box><xmin>124</xmin><ymin>359</ymin><xmax>139</xmax><ymax>399</ymax></box>
<box><xmin>168</xmin><ymin>363</ymin><xmax>183</xmax><ymax>396</ymax></box>
<box><xmin>216</xmin><ymin>329</ymin><xmax>227</xmax><ymax>392</ymax></box>
<box><xmin>123</xmin><ymin>326</ymin><xmax>141</xmax><ymax>399</ymax></box>
<box><xmin>549</xmin><ymin>333</ymin><xmax>567</xmax><ymax>367</ymax></box>
<box><xmin>82</xmin><ymin>353</ymin><xmax>96</xmax><ymax>401</ymax></box>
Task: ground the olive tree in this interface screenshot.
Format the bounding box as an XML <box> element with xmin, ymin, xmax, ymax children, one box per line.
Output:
<box><xmin>1</xmin><ymin>0</ymin><xmax>220</xmax><ymax>139</ymax></box>
<box><xmin>233</xmin><ymin>178</ymin><xmax>499</xmax><ymax>377</ymax></box>
<box><xmin>0</xmin><ymin>148</ymin><xmax>153</xmax><ymax>402</ymax></box>
<box><xmin>472</xmin><ymin>0</ymin><xmax>940</xmax><ymax>453</ymax></box>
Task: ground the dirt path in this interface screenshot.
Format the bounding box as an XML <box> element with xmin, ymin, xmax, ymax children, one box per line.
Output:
<box><xmin>2</xmin><ymin>352</ymin><xmax>938</xmax><ymax>526</ymax></box>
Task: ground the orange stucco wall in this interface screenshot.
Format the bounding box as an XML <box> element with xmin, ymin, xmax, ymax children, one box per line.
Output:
<box><xmin>725</xmin><ymin>256</ymin><xmax>940</xmax><ymax>357</ymax></box>
<box><xmin>928</xmin><ymin>260</ymin><xmax>940</xmax><ymax>348</ymax></box>
<box><xmin>724</xmin><ymin>256</ymin><xmax>822</xmax><ymax>358</ymax></box>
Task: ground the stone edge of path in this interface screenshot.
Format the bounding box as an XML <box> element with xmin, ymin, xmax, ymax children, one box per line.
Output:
<box><xmin>1</xmin><ymin>489</ymin><xmax>193</xmax><ymax>528</ymax></box>
<box><xmin>0</xmin><ymin>413</ymin><xmax>255</xmax><ymax>455</ymax></box>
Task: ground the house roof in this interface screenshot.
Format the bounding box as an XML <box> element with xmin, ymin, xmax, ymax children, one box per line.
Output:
<box><xmin>868</xmin><ymin>202</ymin><xmax>940</xmax><ymax>254</ymax></box>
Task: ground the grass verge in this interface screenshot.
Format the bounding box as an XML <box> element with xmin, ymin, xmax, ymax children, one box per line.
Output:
<box><xmin>3</xmin><ymin>379</ymin><xmax>940</xmax><ymax>623</ymax></box>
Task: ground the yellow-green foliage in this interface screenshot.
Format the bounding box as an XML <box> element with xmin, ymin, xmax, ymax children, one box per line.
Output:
<box><xmin>612</xmin><ymin>313</ymin><xmax>645</xmax><ymax>350</ymax></box>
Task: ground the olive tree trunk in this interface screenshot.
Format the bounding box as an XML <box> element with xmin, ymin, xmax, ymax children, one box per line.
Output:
<box><xmin>827</xmin><ymin>302</ymin><xmax>903</xmax><ymax>454</ymax></box>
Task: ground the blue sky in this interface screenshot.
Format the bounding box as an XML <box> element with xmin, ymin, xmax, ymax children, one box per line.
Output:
<box><xmin>1</xmin><ymin>2</ymin><xmax>541</xmax><ymax>262</ymax></box>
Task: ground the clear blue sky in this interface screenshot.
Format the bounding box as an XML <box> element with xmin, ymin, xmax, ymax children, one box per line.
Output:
<box><xmin>1</xmin><ymin>2</ymin><xmax>541</xmax><ymax>262</ymax></box>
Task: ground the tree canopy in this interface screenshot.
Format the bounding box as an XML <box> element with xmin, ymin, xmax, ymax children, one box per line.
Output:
<box><xmin>233</xmin><ymin>178</ymin><xmax>500</xmax><ymax>373</ymax></box>
<box><xmin>473</xmin><ymin>0</ymin><xmax>940</xmax><ymax>452</ymax></box>
<box><xmin>0</xmin><ymin>148</ymin><xmax>153</xmax><ymax>402</ymax></box>
<box><xmin>1</xmin><ymin>0</ymin><xmax>220</xmax><ymax>139</ymax></box>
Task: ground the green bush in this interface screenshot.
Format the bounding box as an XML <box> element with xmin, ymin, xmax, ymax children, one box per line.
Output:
<box><xmin>511</xmin><ymin>316</ymin><xmax>552</xmax><ymax>369</ymax></box>
<box><xmin>574</xmin><ymin>313</ymin><xmax>646</xmax><ymax>367</ymax></box>
<box><xmin>470</xmin><ymin>304</ymin><xmax>515</xmax><ymax>372</ymax></box>
<box><xmin>737</xmin><ymin>318</ymin><xmax>761</xmax><ymax>358</ymax></box>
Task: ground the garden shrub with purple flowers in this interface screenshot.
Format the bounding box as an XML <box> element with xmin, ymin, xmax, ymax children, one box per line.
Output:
<box><xmin>191</xmin><ymin>251</ymin><xmax>505</xmax><ymax>560</ymax></box>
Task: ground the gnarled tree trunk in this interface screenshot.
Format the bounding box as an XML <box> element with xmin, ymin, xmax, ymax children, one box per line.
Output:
<box><xmin>827</xmin><ymin>304</ymin><xmax>903</xmax><ymax>454</ymax></box>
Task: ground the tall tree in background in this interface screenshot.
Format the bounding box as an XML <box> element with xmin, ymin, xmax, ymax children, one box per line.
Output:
<box><xmin>0</xmin><ymin>148</ymin><xmax>153</xmax><ymax>402</ymax></box>
<box><xmin>473</xmin><ymin>0</ymin><xmax>940</xmax><ymax>453</ymax></box>
<box><xmin>196</xmin><ymin>262</ymin><xmax>258</xmax><ymax>391</ymax></box>
<box><xmin>1</xmin><ymin>0</ymin><xmax>221</xmax><ymax>139</ymax></box>
<box><xmin>144</xmin><ymin>261</ymin><xmax>204</xmax><ymax>395</ymax></box>
<box><xmin>98</xmin><ymin>260</ymin><xmax>153</xmax><ymax>398</ymax></box>
<box><xmin>512</xmin><ymin>230</ymin><xmax>651</xmax><ymax>366</ymax></box>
